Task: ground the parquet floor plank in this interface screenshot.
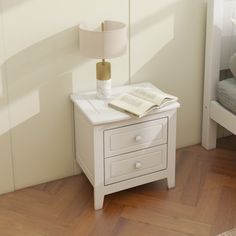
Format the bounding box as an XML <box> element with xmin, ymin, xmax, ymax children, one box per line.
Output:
<box><xmin>112</xmin><ymin>191</ymin><xmax>196</xmax><ymax>219</ymax></box>
<box><xmin>121</xmin><ymin>206</ymin><xmax>211</xmax><ymax>236</ymax></box>
<box><xmin>88</xmin><ymin>202</ymin><xmax>124</xmax><ymax>236</ymax></box>
<box><xmin>210</xmin><ymin>187</ymin><xmax>236</xmax><ymax>236</ymax></box>
<box><xmin>112</xmin><ymin>218</ymin><xmax>189</xmax><ymax>236</ymax></box>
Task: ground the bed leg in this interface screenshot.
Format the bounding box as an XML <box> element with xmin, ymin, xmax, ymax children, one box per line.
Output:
<box><xmin>202</xmin><ymin>118</ymin><xmax>217</xmax><ymax>150</ymax></box>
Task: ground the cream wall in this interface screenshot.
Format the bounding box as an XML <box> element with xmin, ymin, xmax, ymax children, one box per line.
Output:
<box><xmin>0</xmin><ymin>3</ymin><xmax>14</xmax><ymax>194</ymax></box>
<box><xmin>0</xmin><ymin>0</ymin><xmax>129</xmax><ymax>191</ymax></box>
<box><xmin>0</xmin><ymin>0</ymin><xmax>206</xmax><ymax>193</ymax></box>
<box><xmin>130</xmin><ymin>0</ymin><xmax>207</xmax><ymax>147</ymax></box>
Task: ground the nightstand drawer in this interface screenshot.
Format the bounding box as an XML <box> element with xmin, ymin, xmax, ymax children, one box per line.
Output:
<box><xmin>104</xmin><ymin>145</ymin><xmax>167</xmax><ymax>185</ymax></box>
<box><xmin>104</xmin><ymin>118</ymin><xmax>167</xmax><ymax>158</ymax></box>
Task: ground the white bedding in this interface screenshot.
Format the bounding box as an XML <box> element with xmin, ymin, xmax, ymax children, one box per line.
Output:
<box><xmin>216</xmin><ymin>78</ymin><xmax>236</xmax><ymax>114</ymax></box>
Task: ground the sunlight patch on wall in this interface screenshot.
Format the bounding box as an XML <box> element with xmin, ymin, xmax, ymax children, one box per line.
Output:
<box><xmin>131</xmin><ymin>0</ymin><xmax>178</xmax><ymax>23</ymax></box>
<box><xmin>0</xmin><ymin>105</ymin><xmax>10</xmax><ymax>135</ymax></box>
<box><xmin>0</xmin><ymin>89</ymin><xmax>40</xmax><ymax>136</ymax></box>
<box><xmin>131</xmin><ymin>15</ymin><xmax>175</xmax><ymax>77</ymax></box>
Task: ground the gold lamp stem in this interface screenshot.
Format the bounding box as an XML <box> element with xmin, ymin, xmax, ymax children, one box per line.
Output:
<box><xmin>96</xmin><ymin>22</ymin><xmax>111</xmax><ymax>81</ymax></box>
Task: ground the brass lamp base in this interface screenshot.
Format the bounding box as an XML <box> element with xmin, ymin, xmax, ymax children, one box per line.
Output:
<box><xmin>96</xmin><ymin>61</ymin><xmax>111</xmax><ymax>81</ymax></box>
<box><xmin>96</xmin><ymin>61</ymin><xmax>112</xmax><ymax>99</ymax></box>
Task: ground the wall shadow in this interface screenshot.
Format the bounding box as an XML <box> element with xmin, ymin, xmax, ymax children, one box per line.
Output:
<box><xmin>0</xmin><ymin>25</ymin><xmax>87</xmax><ymax>134</ymax></box>
<box><xmin>131</xmin><ymin>0</ymin><xmax>206</xmax><ymax>84</ymax></box>
<box><xmin>0</xmin><ymin>0</ymin><xmax>30</xmax><ymax>11</ymax></box>
<box><xmin>0</xmin><ymin>24</ymin><xmax>86</xmax><ymax>188</ymax></box>
<box><xmin>3</xmin><ymin>25</ymin><xmax>85</xmax><ymax>99</ymax></box>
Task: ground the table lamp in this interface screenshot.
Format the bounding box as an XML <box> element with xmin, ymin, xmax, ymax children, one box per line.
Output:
<box><xmin>79</xmin><ymin>20</ymin><xmax>127</xmax><ymax>99</ymax></box>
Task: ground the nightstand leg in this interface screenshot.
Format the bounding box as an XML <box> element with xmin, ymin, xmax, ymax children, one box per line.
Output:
<box><xmin>167</xmin><ymin>176</ymin><xmax>175</xmax><ymax>189</ymax></box>
<box><xmin>94</xmin><ymin>188</ymin><xmax>104</xmax><ymax>210</ymax></box>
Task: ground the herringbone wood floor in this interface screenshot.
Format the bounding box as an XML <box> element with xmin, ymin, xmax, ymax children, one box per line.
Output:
<box><xmin>0</xmin><ymin>137</ymin><xmax>236</xmax><ymax>236</ymax></box>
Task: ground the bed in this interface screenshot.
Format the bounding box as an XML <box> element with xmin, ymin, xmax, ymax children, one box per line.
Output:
<box><xmin>202</xmin><ymin>0</ymin><xmax>236</xmax><ymax>150</ymax></box>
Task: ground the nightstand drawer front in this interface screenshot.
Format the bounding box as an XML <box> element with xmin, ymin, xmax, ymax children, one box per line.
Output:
<box><xmin>104</xmin><ymin>118</ymin><xmax>167</xmax><ymax>158</ymax></box>
<box><xmin>105</xmin><ymin>145</ymin><xmax>167</xmax><ymax>185</ymax></box>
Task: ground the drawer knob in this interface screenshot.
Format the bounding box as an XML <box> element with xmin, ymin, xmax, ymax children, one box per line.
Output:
<box><xmin>135</xmin><ymin>162</ymin><xmax>142</xmax><ymax>169</ymax></box>
<box><xmin>135</xmin><ymin>135</ymin><xmax>142</xmax><ymax>142</ymax></box>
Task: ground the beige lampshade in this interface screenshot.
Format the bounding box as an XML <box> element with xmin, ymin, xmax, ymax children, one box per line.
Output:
<box><xmin>79</xmin><ymin>21</ymin><xmax>127</xmax><ymax>59</ymax></box>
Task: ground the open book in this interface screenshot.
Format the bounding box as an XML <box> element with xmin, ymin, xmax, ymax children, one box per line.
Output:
<box><xmin>108</xmin><ymin>86</ymin><xmax>178</xmax><ymax>117</ymax></box>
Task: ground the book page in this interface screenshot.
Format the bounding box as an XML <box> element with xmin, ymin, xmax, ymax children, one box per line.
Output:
<box><xmin>108</xmin><ymin>94</ymin><xmax>156</xmax><ymax>117</ymax></box>
<box><xmin>129</xmin><ymin>87</ymin><xmax>177</xmax><ymax>106</ymax></box>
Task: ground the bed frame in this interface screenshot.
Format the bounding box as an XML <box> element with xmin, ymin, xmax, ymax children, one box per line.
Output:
<box><xmin>202</xmin><ymin>0</ymin><xmax>236</xmax><ymax>150</ymax></box>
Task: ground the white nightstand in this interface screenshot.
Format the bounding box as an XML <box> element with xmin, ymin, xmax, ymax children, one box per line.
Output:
<box><xmin>71</xmin><ymin>83</ymin><xmax>180</xmax><ymax>210</ymax></box>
